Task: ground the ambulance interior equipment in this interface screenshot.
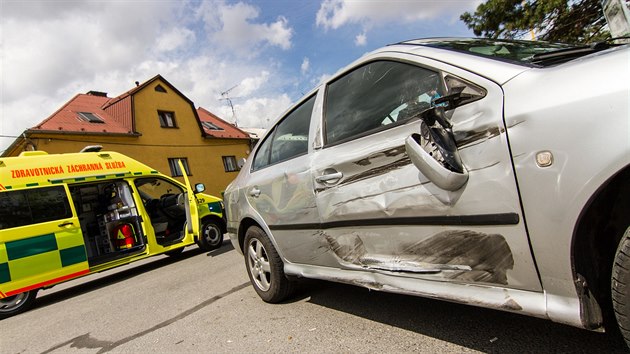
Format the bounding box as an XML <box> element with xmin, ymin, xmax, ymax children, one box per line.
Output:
<box><xmin>69</xmin><ymin>177</ymin><xmax>188</xmax><ymax>266</ymax></box>
<box><xmin>70</xmin><ymin>181</ymin><xmax>143</xmax><ymax>266</ymax></box>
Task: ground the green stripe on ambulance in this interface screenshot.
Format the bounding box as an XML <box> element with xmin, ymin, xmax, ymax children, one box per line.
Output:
<box><xmin>1</xmin><ymin>232</ymin><xmax>87</xmax><ymax>285</ymax></box>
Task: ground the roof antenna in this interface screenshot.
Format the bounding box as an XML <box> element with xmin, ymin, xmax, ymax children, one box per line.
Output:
<box><xmin>80</xmin><ymin>145</ymin><xmax>103</xmax><ymax>153</ymax></box>
<box><xmin>220</xmin><ymin>84</ymin><xmax>239</xmax><ymax>127</ymax></box>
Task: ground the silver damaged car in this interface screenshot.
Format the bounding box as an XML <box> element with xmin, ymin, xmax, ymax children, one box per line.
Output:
<box><xmin>224</xmin><ymin>38</ymin><xmax>630</xmax><ymax>345</ymax></box>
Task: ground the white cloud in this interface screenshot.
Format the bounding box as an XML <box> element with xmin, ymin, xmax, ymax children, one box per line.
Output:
<box><xmin>231</xmin><ymin>95</ymin><xmax>293</xmax><ymax>128</ymax></box>
<box><xmin>355</xmin><ymin>32</ymin><xmax>367</xmax><ymax>46</ymax></box>
<box><xmin>0</xmin><ymin>1</ymin><xmax>180</xmax><ymax>151</ymax></box>
<box><xmin>316</xmin><ymin>0</ymin><xmax>479</xmax><ymax>30</ymax></box>
<box><xmin>301</xmin><ymin>58</ymin><xmax>310</xmax><ymax>74</ymax></box>
<box><xmin>156</xmin><ymin>27</ymin><xmax>196</xmax><ymax>53</ymax></box>
<box><xmin>238</xmin><ymin>71</ymin><xmax>271</xmax><ymax>96</ymax></box>
<box><xmin>197</xmin><ymin>1</ymin><xmax>293</xmax><ymax>56</ymax></box>
<box><xmin>0</xmin><ymin>0</ymin><xmax>298</xmax><ymax>152</ymax></box>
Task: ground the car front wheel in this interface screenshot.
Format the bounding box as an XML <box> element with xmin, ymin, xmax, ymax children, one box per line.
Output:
<box><xmin>0</xmin><ymin>290</ymin><xmax>38</xmax><ymax>319</ymax></box>
<box><xmin>198</xmin><ymin>221</ymin><xmax>223</xmax><ymax>251</ymax></box>
<box><xmin>244</xmin><ymin>226</ymin><xmax>294</xmax><ymax>303</ymax></box>
<box><xmin>612</xmin><ymin>226</ymin><xmax>630</xmax><ymax>348</ymax></box>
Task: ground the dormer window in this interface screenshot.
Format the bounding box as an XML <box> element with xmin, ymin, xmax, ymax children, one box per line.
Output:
<box><xmin>155</xmin><ymin>85</ymin><xmax>167</xmax><ymax>93</ymax></box>
<box><xmin>201</xmin><ymin>121</ymin><xmax>224</xmax><ymax>131</ymax></box>
<box><xmin>158</xmin><ymin>111</ymin><xmax>177</xmax><ymax>128</ymax></box>
<box><xmin>77</xmin><ymin>112</ymin><xmax>104</xmax><ymax>123</ymax></box>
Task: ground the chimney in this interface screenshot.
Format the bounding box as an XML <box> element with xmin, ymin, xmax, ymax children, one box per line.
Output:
<box><xmin>87</xmin><ymin>91</ymin><xmax>108</xmax><ymax>97</ymax></box>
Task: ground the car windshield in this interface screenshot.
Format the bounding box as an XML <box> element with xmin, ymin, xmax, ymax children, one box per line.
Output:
<box><xmin>398</xmin><ymin>38</ymin><xmax>585</xmax><ymax>66</ymax></box>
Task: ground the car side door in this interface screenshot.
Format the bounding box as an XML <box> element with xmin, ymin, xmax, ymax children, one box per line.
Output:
<box><xmin>0</xmin><ymin>185</ymin><xmax>89</xmax><ymax>298</ymax></box>
<box><xmin>241</xmin><ymin>94</ymin><xmax>320</xmax><ymax>258</ymax></box>
<box><xmin>307</xmin><ymin>54</ymin><xmax>542</xmax><ymax>291</ymax></box>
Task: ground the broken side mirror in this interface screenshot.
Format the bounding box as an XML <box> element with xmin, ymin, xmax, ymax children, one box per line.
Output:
<box><xmin>405</xmin><ymin>132</ymin><xmax>468</xmax><ymax>191</ymax></box>
<box><xmin>421</xmin><ymin>106</ymin><xmax>452</xmax><ymax>129</ymax></box>
<box><xmin>407</xmin><ymin>106</ymin><xmax>467</xmax><ymax>191</ymax></box>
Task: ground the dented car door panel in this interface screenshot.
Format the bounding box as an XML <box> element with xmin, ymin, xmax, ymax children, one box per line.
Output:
<box><xmin>296</xmin><ymin>54</ymin><xmax>541</xmax><ymax>291</ymax></box>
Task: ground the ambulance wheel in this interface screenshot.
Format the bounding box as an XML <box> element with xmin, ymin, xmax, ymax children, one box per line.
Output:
<box><xmin>198</xmin><ymin>221</ymin><xmax>223</xmax><ymax>251</ymax></box>
<box><xmin>165</xmin><ymin>247</ymin><xmax>185</xmax><ymax>257</ymax></box>
<box><xmin>244</xmin><ymin>226</ymin><xmax>294</xmax><ymax>303</ymax></box>
<box><xmin>0</xmin><ymin>289</ymin><xmax>38</xmax><ymax>319</ymax></box>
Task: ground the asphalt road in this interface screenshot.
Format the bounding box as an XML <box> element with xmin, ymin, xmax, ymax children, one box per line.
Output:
<box><xmin>1</xmin><ymin>240</ymin><xmax>627</xmax><ymax>353</ymax></box>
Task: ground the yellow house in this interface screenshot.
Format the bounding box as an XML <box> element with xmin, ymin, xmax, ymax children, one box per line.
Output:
<box><xmin>2</xmin><ymin>75</ymin><xmax>252</xmax><ymax>196</ymax></box>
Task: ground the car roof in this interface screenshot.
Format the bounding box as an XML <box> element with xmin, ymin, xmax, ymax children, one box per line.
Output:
<box><xmin>354</xmin><ymin>43</ymin><xmax>525</xmax><ymax>85</ymax></box>
<box><xmin>378</xmin><ymin>37</ymin><xmax>622</xmax><ymax>84</ymax></box>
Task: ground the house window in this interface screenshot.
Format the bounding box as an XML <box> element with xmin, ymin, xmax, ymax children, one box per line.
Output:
<box><xmin>222</xmin><ymin>156</ymin><xmax>239</xmax><ymax>172</ymax></box>
<box><xmin>158</xmin><ymin>111</ymin><xmax>177</xmax><ymax>128</ymax></box>
<box><xmin>77</xmin><ymin>112</ymin><xmax>105</xmax><ymax>123</ymax></box>
<box><xmin>155</xmin><ymin>85</ymin><xmax>167</xmax><ymax>93</ymax></box>
<box><xmin>168</xmin><ymin>158</ymin><xmax>191</xmax><ymax>177</ymax></box>
<box><xmin>202</xmin><ymin>121</ymin><xmax>224</xmax><ymax>131</ymax></box>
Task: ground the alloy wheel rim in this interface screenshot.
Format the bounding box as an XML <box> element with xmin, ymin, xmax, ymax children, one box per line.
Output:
<box><xmin>247</xmin><ymin>239</ymin><xmax>271</xmax><ymax>291</ymax></box>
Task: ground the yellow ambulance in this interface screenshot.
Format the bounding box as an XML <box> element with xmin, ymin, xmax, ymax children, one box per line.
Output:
<box><xmin>0</xmin><ymin>149</ymin><xmax>225</xmax><ymax>318</ymax></box>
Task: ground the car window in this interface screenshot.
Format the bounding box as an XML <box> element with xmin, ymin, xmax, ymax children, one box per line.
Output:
<box><xmin>324</xmin><ymin>61</ymin><xmax>443</xmax><ymax>146</ymax></box>
<box><xmin>252</xmin><ymin>128</ymin><xmax>275</xmax><ymax>171</ymax></box>
<box><xmin>252</xmin><ymin>95</ymin><xmax>316</xmax><ymax>171</ymax></box>
<box><xmin>0</xmin><ymin>186</ymin><xmax>73</xmax><ymax>229</ymax></box>
<box><xmin>134</xmin><ymin>177</ymin><xmax>183</xmax><ymax>199</ymax></box>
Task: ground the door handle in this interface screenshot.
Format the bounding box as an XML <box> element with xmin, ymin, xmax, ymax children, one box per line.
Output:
<box><xmin>316</xmin><ymin>171</ymin><xmax>343</xmax><ymax>184</ymax></box>
<box><xmin>58</xmin><ymin>221</ymin><xmax>75</xmax><ymax>228</ymax></box>
<box><xmin>249</xmin><ymin>187</ymin><xmax>261</xmax><ymax>198</ymax></box>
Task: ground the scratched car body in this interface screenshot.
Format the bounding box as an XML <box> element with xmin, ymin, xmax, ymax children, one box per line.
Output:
<box><xmin>224</xmin><ymin>38</ymin><xmax>630</xmax><ymax>342</ymax></box>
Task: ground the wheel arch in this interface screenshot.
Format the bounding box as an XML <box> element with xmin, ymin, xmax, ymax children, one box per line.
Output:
<box><xmin>238</xmin><ymin>217</ymin><xmax>262</xmax><ymax>252</ymax></box>
<box><xmin>572</xmin><ymin>165</ymin><xmax>630</xmax><ymax>330</ymax></box>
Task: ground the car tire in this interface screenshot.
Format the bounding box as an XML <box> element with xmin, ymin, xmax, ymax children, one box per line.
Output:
<box><xmin>164</xmin><ymin>247</ymin><xmax>185</xmax><ymax>256</ymax></box>
<box><xmin>0</xmin><ymin>289</ymin><xmax>38</xmax><ymax>319</ymax></box>
<box><xmin>244</xmin><ymin>226</ymin><xmax>294</xmax><ymax>303</ymax></box>
<box><xmin>198</xmin><ymin>221</ymin><xmax>223</xmax><ymax>251</ymax></box>
<box><xmin>612</xmin><ymin>226</ymin><xmax>630</xmax><ymax>347</ymax></box>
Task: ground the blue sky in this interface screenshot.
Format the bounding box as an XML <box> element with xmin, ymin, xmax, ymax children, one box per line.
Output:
<box><xmin>0</xmin><ymin>0</ymin><xmax>480</xmax><ymax>153</ymax></box>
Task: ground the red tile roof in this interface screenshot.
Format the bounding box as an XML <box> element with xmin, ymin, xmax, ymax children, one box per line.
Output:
<box><xmin>29</xmin><ymin>75</ymin><xmax>250</xmax><ymax>141</ymax></box>
<box><xmin>197</xmin><ymin>107</ymin><xmax>250</xmax><ymax>139</ymax></box>
<box><xmin>32</xmin><ymin>93</ymin><xmax>132</xmax><ymax>134</ymax></box>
